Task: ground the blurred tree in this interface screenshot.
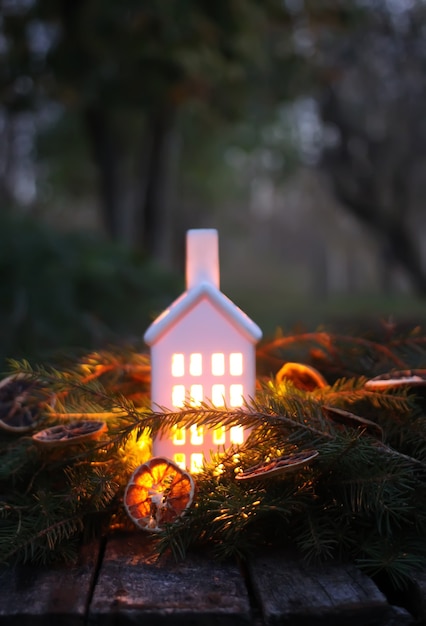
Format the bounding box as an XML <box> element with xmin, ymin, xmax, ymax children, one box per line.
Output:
<box><xmin>0</xmin><ymin>211</ymin><xmax>180</xmax><ymax>362</ymax></box>
<box><xmin>2</xmin><ymin>0</ymin><xmax>425</xmax><ymax>296</ymax></box>
<box><xmin>1</xmin><ymin>0</ymin><xmax>290</xmax><ymax>265</ymax></box>
<box><xmin>309</xmin><ymin>1</ymin><xmax>426</xmax><ymax>294</ymax></box>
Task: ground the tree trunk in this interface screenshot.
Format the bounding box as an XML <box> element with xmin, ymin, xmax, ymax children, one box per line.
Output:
<box><xmin>332</xmin><ymin>181</ymin><xmax>426</xmax><ymax>296</ymax></box>
<box><xmin>321</xmin><ymin>84</ymin><xmax>426</xmax><ymax>297</ymax></box>
<box><xmin>137</xmin><ymin>105</ymin><xmax>180</xmax><ymax>266</ymax></box>
<box><xmin>84</xmin><ymin>106</ymin><xmax>124</xmax><ymax>241</ymax></box>
<box><xmin>385</xmin><ymin>218</ymin><xmax>426</xmax><ymax>295</ymax></box>
<box><xmin>0</xmin><ymin>112</ymin><xmax>16</xmax><ymax>209</ymax></box>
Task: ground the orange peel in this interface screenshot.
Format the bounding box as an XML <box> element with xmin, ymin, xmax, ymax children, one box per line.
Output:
<box><xmin>276</xmin><ymin>362</ymin><xmax>327</xmax><ymax>391</ymax></box>
<box><xmin>236</xmin><ymin>449</ymin><xmax>319</xmax><ymax>481</ymax></box>
<box><xmin>32</xmin><ymin>420</ymin><xmax>107</xmax><ymax>447</ymax></box>
<box><xmin>0</xmin><ymin>374</ymin><xmax>51</xmax><ymax>433</ymax></box>
<box><xmin>124</xmin><ymin>456</ymin><xmax>195</xmax><ymax>532</ymax></box>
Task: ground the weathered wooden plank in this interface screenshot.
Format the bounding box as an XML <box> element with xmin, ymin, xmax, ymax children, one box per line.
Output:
<box><xmin>88</xmin><ymin>532</ymin><xmax>252</xmax><ymax>626</ymax></box>
<box><xmin>247</xmin><ymin>550</ymin><xmax>413</xmax><ymax>625</ymax></box>
<box><xmin>408</xmin><ymin>570</ymin><xmax>426</xmax><ymax>622</ymax></box>
<box><xmin>0</xmin><ymin>541</ymin><xmax>100</xmax><ymax>626</ymax></box>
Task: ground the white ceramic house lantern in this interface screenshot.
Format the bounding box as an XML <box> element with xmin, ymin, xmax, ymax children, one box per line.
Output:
<box><xmin>144</xmin><ymin>229</ymin><xmax>262</xmax><ymax>473</ymax></box>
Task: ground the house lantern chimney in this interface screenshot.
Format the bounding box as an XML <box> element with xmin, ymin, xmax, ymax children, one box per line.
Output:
<box><xmin>186</xmin><ymin>229</ymin><xmax>220</xmax><ymax>290</ymax></box>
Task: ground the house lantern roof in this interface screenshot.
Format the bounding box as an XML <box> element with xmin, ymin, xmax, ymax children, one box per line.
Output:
<box><xmin>144</xmin><ymin>229</ymin><xmax>262</xmax><ymax>346</ymax></box>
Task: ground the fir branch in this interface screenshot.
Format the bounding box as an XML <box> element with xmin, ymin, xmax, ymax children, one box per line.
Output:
<box><xmin>356</xmin><ymin>536</ymin><xmax>426</xmax><ymax>590</ymax></box>
<box><xmin>7</xmin><ymin>360</ymin><xmax>146</xmax><ymax>421</ymax></box>
<box><xmin>0</xmin><ymin>512</ymin><xmax>86</xmax><ymax>565</ymax></box>
<box><xmin>388</xmin><ymin>331</ymin><xmax>426</xmax><ymax>369</ymax></box>
<box><xmin>2</xmin><ymin>333</ymin><xmax>426</xmax><ymax>593</ymax></box>
<box><xmin>0</xmin><ymin>437</ymin><xmax>38</xmax><ymax>483</ymax></box>
<box><xmin>295</xmin><ymin>511</ymin><xmax>340</xmax><ymax>562</ymax></box>
<box><xmin>257</xmin><ymin>331</ymin><xmax>408</xmax><ymax>378</ymax></box>
<box><xmin>312</xmin><ymin>376</ymin><xmax>413</xmax><ymax>413</ymax></box>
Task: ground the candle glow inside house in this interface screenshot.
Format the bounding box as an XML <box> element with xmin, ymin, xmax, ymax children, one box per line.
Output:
<box><xmin>144</xmin><ymin>229</ymin><xmax>262</xmax><ymax>473</ymax></box>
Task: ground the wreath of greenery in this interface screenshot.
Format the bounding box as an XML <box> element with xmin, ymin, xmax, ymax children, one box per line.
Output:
<box><xmin>1</xmin><ymin>324</ymin><xmax>425</xmax><ymax>593</ymax></box>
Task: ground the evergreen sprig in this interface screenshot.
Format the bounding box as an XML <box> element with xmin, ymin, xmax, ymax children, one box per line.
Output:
<box><xmin>0</xmin><ymin>328</ymin><xmax>425</xmax><ymax>592</ymax></box>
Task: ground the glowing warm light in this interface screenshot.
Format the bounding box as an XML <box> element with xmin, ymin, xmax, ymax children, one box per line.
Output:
<box><xmin>174</xmin><ymin>452</ymin><xmax>186</xmax><ymax>469</ymax></box>
<box><xmin>190</xmin><ymin>453</ymin><xmax>204</xmax><ymax>473</ymax></box>
<box><xmin>230</xmin><ymin>384</ymin><xmax>244</xmax><ymax>407</ymax></box>
<box><xmin>189</xmin><ymin>353</ymin><xmax>202</xmax><ymax>376</ymax></box>
<box><xmin>211</xmin><ymin>353</ymin><xmax>225</xmax><ymax>376</ymax></box>
<box><xmin>212</xmin><ymin>384</ymin><xmax>225</xmax><ymax>407</ymax></box>
<box><xmin>230</xmin><ymin>353</ymin><xmax>243</xmax><ymax>376</ymax></box>
<box><xmin>190</xmin><ymin>424</ymin><xmax>204</xmax><ymax>445</ymax></box>
<box><xmin>230</xmin><ymin>426</ymin><xmax>244</xmax><ymax>445</ymax></box>
<box><xmin>172</xmin><ymin>353</ymin><xmax>184</xmax><ymax>377</ymax></box>
<box><xmin>122</xmin><ymin>429</ymin><xmax>151</xmax><ymax>464</ymax></box>
<box><xmin>190</xmin><ymin>384</ymin><xmax>203</xmax><ymax>406</ymax></box>
<box><xmin>213</xmin><ymin>463</ymin><xmax>225</xmax><ymax>477</ymax></box>
<box><xmin>213</xmin><ymin>426</ymin><xmax>226</xmax><ymax>445</ymax></box>
<box><xmin>172</xmin><ymin>385</ymin><xmax>185</xmax><ymax>408</ymax></box>
<box><xmin>172</xmin><ymin>425</ymin><xmax>186</xmax><ymax>445</ymax></box>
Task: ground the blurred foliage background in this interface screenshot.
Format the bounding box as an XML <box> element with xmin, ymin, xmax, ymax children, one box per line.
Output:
<box><xmin>0</xmin><ymin>0</ymin><xmax>426</xmax><ymax>363</ymax></box>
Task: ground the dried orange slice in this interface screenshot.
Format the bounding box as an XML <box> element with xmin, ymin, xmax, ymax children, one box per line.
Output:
<box><xmin>0</xmin><ymin>374</ymin><xmax>49</xmax><ymax>433</ymax></box>
<box><xmin>32</xmin><ymin>420</ymin><xmax>107</xmax><ymax>447</ymax></box>
<box><xmin>322</xmin><ymin>405</ymin><xmax>383</xmax><ymax>440</ymax></box>
<box><xmin>365</xmin><ymin>369</ymin><xmax>426</xmax><ymax>390</ymax></box>
<box><xmin>124</xmin><ymin>456</ymin><xmax>195</xmax><ymax>532</ymax></box>
<box><xmin>276</xmin><ymin>362</ymin><xmax>327</xmax><ymax>391</ymax></box>
<box><xmin>236</xmin><ymin>449</ymin><xmax>319</xmax><ymax>481</ymax></box>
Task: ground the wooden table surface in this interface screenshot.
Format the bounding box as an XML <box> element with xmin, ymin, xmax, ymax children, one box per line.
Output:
<box><xmin>0</xmin><ymin>532</ymin><xmax>423</xmax><ymax>625</ymax></box>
